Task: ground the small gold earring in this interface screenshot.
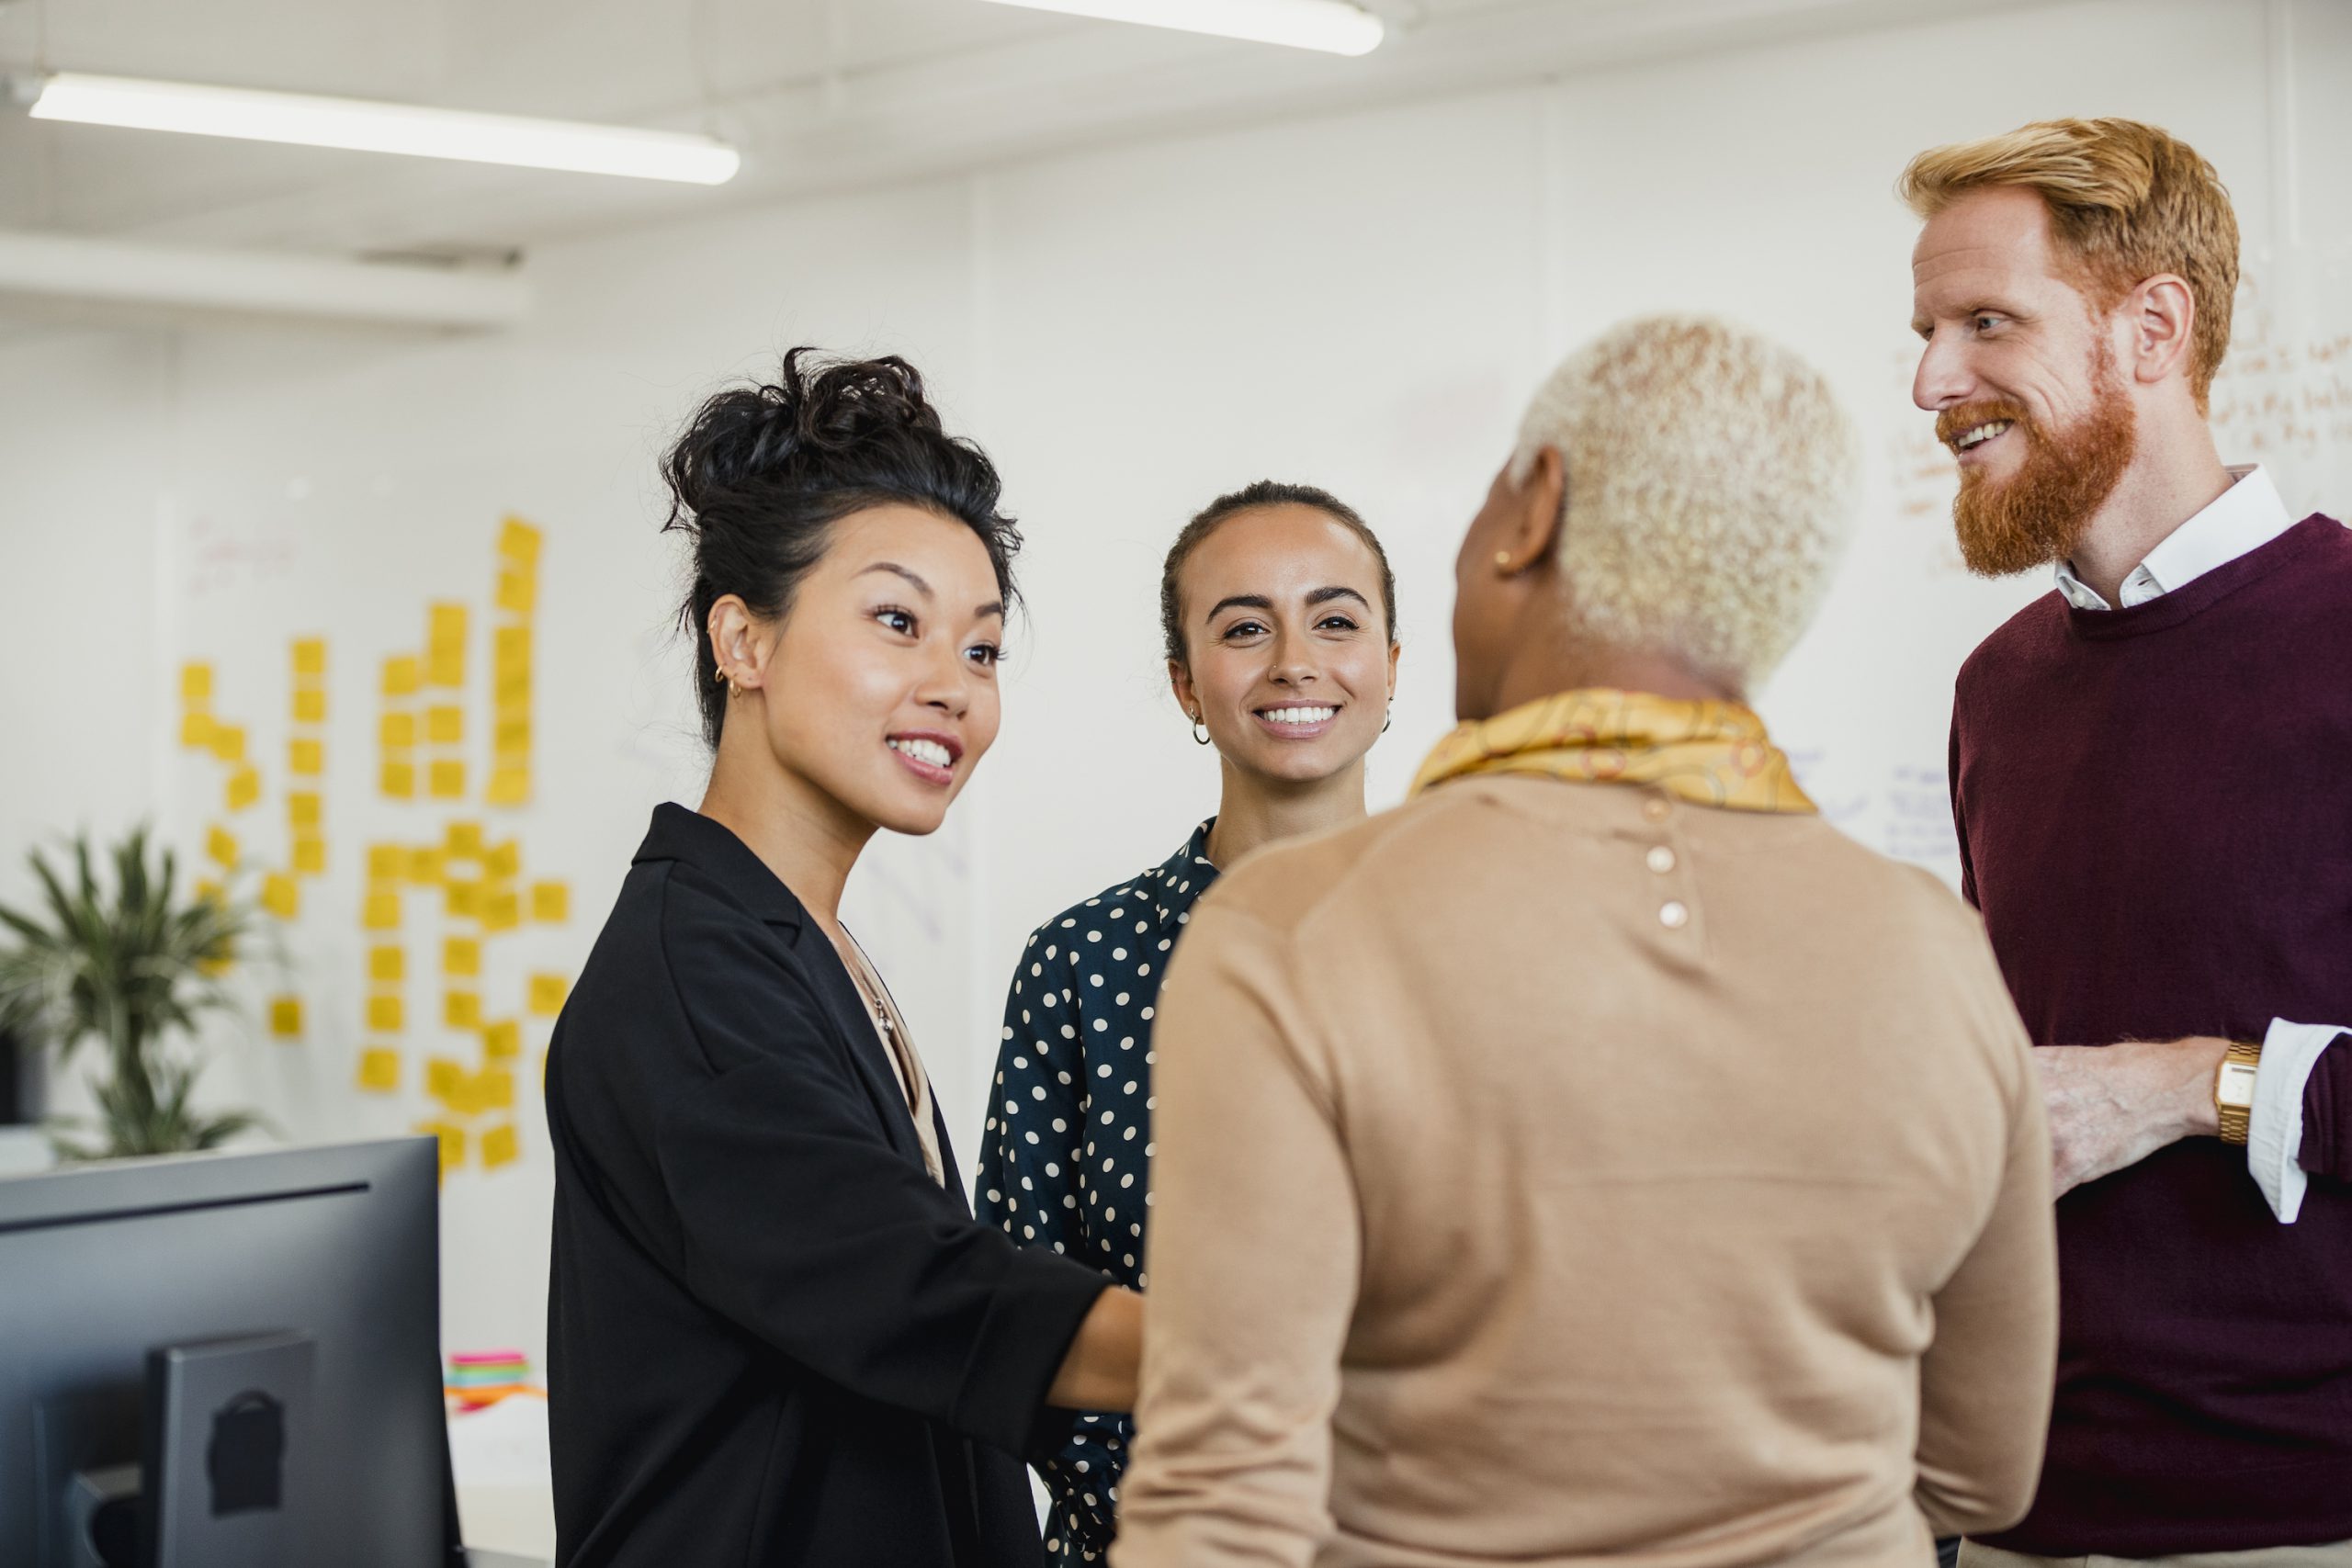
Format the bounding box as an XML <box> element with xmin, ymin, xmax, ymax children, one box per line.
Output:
<box><xmin>1494</xmin><ymin>550</ymin><xmax>1514</xmax><ymax>571</ymax></box>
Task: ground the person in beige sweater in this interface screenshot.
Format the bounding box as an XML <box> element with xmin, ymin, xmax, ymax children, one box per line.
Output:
<box><xmin>1112</xmin><ymin>315</ymin><xmax>2059</xmax><ymax>1568</ymax></box>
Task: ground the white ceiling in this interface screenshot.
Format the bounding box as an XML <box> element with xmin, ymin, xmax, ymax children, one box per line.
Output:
<box><xmin>0</xmin><ymin>0</ymin><xmax>2051</xmax><ymax>262</ymax></box>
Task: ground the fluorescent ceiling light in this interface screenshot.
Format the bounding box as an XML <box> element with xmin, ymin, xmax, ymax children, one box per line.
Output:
<box><xmin>978</xmin><ymin>0</ymin><xmax>1385</xmax><ymax>56</ymax></box>
<box><xmin>17</xmin><ymin>73</ymin><xmax>741</xmax><ymax>185</ymax></box>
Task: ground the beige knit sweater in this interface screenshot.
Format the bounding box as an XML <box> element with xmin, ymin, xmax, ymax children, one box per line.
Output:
<box><xmin>1113</xmin><ymin>774</ymin><xmax>2056</xmax><ymax>1568</ymax></box>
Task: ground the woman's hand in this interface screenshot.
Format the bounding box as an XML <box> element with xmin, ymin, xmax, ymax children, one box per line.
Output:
<box><xmin>1047</xmin><ymin>1287</ymin><xmax>1144</xmax><ymax>1412</ymax></box>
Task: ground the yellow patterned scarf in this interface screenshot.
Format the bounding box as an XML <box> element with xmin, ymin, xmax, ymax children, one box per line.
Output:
<box><xmin>1408</xmin><ymin>688</ymin><xmax>1816</xmax><ymax>814</ymax></box>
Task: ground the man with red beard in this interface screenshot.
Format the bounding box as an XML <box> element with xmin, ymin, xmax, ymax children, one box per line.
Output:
<box><xmin>1905</xmin><ymin>118</ymin><xmax>2352</xmax><ymax>1568</ymax></box>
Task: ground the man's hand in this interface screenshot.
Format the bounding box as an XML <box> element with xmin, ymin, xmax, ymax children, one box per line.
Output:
<box><xmin>2039</xmin><ymin>1036</ymin><xmax>2230</xmax><ymax>1198</ymax></box>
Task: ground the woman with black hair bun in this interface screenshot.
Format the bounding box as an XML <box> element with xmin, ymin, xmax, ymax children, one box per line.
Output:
<box><xmin>546</xmin><ymin>348</ymin><xmax>1141</xmax><ymax>1568</ymax></box>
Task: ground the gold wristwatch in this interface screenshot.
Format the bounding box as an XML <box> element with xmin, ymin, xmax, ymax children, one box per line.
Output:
<box><xmin>2215</xmin><ymin>1039</ymin><xmax>2263</xmax><ymax>1146</ymax></box>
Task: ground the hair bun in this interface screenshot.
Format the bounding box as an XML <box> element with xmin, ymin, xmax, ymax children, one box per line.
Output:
<box><xmin>663</xmin><ymin>348</ymin><xmax>946</xmax><ymax>525</ymax></box>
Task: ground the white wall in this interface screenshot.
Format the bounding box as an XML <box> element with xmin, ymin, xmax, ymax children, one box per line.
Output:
<box><xmin>5</xmin><ymin>0</ymin><xmax>2347</xmax><ymax>1381</ymax></box>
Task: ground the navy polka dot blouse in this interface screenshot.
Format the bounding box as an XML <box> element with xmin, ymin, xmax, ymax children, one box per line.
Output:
<box><xmin>977</xmin><ymin>820</ymin><xmax>1219</xmax><ymax>1566</ymax></box>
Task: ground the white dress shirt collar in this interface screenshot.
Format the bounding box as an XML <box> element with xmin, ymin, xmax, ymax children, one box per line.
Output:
<box><xmin>2056</xmin><ymin>464</ymin><xmax>2293</xmax><ymax>611</ymax></box>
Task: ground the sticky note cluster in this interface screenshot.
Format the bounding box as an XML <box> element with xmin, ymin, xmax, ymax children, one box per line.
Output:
<box><xmin>489</xmin><ymin>518</ymin><xmax>541</xmax><ymax>808</ymax></box>
<box><xmin>287</xmin><ymin>637</ymin><xmax>329</xmax><ymax>886</ymax></box>
<box><xmin>178</xmin><ymin>660</ymin><xmax>258</xmax><ymax>819</ymax></box>
<box><xmin>177</xmin><ymin>659</ymin><xmax>296</xmax><ymax>931</ymax></box>
<box><xmin>381</xmin><ymin>604</ymin><xmax>470</xmax><ymax>801</ymax></box>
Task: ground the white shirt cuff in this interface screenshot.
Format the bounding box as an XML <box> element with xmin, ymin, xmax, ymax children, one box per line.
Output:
<box><xmin>2247</xmin><ymin>1019</ymin><xmax>2344</xmax><ymax>1224</ymax></box>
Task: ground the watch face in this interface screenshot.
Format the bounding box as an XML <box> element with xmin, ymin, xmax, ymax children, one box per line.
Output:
<box><xmin>2219</xmin><ymin>1061</ymin><xmax>2260</xmax><ymax>1109</ymax></box>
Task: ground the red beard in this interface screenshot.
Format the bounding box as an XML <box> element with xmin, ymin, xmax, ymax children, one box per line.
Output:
<box><xmin>1938</xmin><ymin>343</ymin><xmax>2138</xmax><ymax>579</ymax></box>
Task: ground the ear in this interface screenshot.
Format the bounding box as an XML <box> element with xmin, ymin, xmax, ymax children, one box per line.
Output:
<box><xmin>707</xmin><ymin>595</ymin><xmax>768</xmax><ymax>690</ymax></box>
<box><xmin>2126</xmin><ymin>274</ymin><xmax>2198</xmax><ymax>389</ymax></box>
<box><xmin>1385</xmin><ymin>637</ymin><xmax>1402</xmax><ymax>701</ymax></box>
<box><xmin>1505</xmin><ymin>445</ymin><xmax>1567</xmax><ymax>572</ymax></box>
<box><xmin>1167</xmin><ymin>658</ymin><xmax>1201</xmax><ymax>724</ymax></box>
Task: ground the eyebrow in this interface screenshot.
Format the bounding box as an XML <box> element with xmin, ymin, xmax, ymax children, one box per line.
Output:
<box><xmin>1203</xmin><ymin>586</ymin><xmax>1372</xmax><ymax>624</ymax></box>
<box><xmin>859</xmin><ymin>562</ymin><xmax>933</xmax><ymax>597</ymax></box>
<box><xmin>860</xmin><ymin>561</ymin><xmax>1002</xmax><ymax>622</ymax></box>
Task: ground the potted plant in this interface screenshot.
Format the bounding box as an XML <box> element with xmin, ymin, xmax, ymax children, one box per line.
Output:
<box><xmin>0</xmin><ymin>825</ymin><xmax>266</xmax><ymax>1159</ymax></box>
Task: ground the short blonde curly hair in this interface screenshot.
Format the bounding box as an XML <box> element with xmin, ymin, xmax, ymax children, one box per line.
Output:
<box><xmin>1510</xmin><ymin>314</ymin><xmax>1860</xmax><ymax>690</ymax></box>
<box><xmin>1898</xmin><ymin>118</ymin><xmax>2238</xmax><ymax>409</ymax></box>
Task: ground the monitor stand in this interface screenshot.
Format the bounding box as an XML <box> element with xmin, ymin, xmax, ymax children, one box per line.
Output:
<box><xmin>142</xmin><ymin>1332</ymin><xmax>315</xmax><ymax>1568</ymax></box>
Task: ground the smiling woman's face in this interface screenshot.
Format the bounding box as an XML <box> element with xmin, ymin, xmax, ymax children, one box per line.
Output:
<box><xmin>1169</xmin><ymin>502</ymin><xmax>1396</xmax><ymax>787</ymax></box>
<box><xmin>720</xmin><ymin>502</ymin><xmax>1006</xmax><ymax>839</ymax></box>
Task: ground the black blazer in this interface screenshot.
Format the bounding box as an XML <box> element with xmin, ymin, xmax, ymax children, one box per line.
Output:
<box><xmin>546</xmin><ymin>805</ymin><xmax>1109</xmax><ymax>1567</ymax></box>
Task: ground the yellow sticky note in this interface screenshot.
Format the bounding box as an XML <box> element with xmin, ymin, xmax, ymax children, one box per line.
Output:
<box><xmin>268</xmin><ymin>996</ymin><xmax>302</xmax><ymax>1038</ymax></box>
<box><xmin>425</xmin><ymin>705</ymin><xmax>463</xmax><ymax>745</ymax></box>
<box><xmin>288</xmin><ymin>737</ymin><xmax>323</xmax><ymax>776</ymax></box>
<box><xmin>291</xmin><ymin>687</ymin><xmax>327</xmax><ymax>725</ymax></box>
<box><xmin>416</xmin><ymin>1120</ymin><xmax>464</xmax><ymax>1178</ymax></box>
<box><xmin>528</xmin><ymin>974</ymin><xmax>569</xmax><ymax>1017</ymax></box>
<box><xmin>445</xmin><ymin>880</ymin><xmax>483</xmax><ymax>920</ymax></box>
<box><xmin>291</xmin><ymin>637</ymin><xmax>327</xmax><ymax>677</ymax></box>
<box><xmin>407</xmin><ymin>847</ymin><xmax>446</xmax><ymax>886</ymax></box>
<box><xmin>484</xmin><ymin>840</ymin><xmax>520</xmax><ymax>880</ymax></box>
<box><xmin>493</xmin><ymin>716</ymin><xmax>531</xmax><ymax>757</ymax></box>
<box><xmin>380</xmin><ymin>761</ymin><xmax>416</xmax><ymax>800</ymax></box>
<box><xmin>428</xmin><ymin>760</ymin><xmax>467</xmax><ymax>800</ymax></box>
<box><xmin>530</xmin><ymin>881</ymin><xmax>569</xmax><ymax>923</ymax></box>
<box><xmin>382</xmin><ymin>654</ymin><xmax>421</xmax><ymax>697</ymax></box>
<box><xmin>367</xmin><ymin>843</ymin><xmax>402</xmax><ymax>883</ymax></box>
<box><xmin>425</xmin><ymin>1056</ymin><xmax>465</xmax><ymax>1104</ymax></box>
<box><xmin>363</xmin><ymin>890</ymin><xmax>402</xmax><ymax>932</ymax></box>
<box><xmin>179</xmin><ymin>711</ymin><xmax>216</xmax><ymax>748</ymax></box>
<box><xmin>482</xmin><ymin>1019</ymin><xmax>521</xmax><ymax>1060</ymax></box>
<box><xmin>356</xmin><ymin>1047</ymin><xmax>401</xmax><ymax>1093</ymax></box>
<box><xmin>477</xmin><ymin>1067</ymin><xmax>516</xmax><ymax>1112</ymax></box>
<box><xmin>292</xmin><ymin>834</ymin><xmax>326</xmax><ymax>876</ymax></box>
<box><xmin>180</xmin><ymin>662</ymin><xmax>214</xmax><ymax>705</ymax></box>
<box><xmin>368</xmin><ymin>944</ymin><xmax>405</xmax><ymax>983</ymax></box>
<box><xmin>225</xmin><ymin>766</ymin><xmax>261</xmax><ymax>813</ymax></box>
<box><xmin>495</xmin><ymin>570</ymin><xmax>537</xmax><ymax>615</ymax></box>
<box><xmin>497</xmin><ymin>517</ymin><xmax>543</xmax><ymax>567</ymax></box>
<box><xmin>445</xmin><ymin>990</ymin><xmax>481</xmax><ymax>1030</ymax></box>
<box><xmin>261</xmin><ymin>874</ymin><xmax>300</xmax><ymax>920</ymax></box>
<box><xmin>443</xmin><ymin>938</ymin><xmax>481</xmax><ymax>977</ymax></box>
<box><xmin>481</xmin><ymin>886</ymin><xmax>521</xmax><ymax>932</ymax></box>
<box><xmin>493</xmin><ymin>626</ymin><xmax>532</xmax><ymax>672</ymax></box>
<box><xmin>486</xmin><ymin>767</ymin><xmax>530</xmax><ymax>807</ymax></box>
<box><xmin>209</xmin><ymin>725</ymin><xmax>247</xmax><ymax>765</ymax></box>
<box><xmin>368</xmin><ymin>994</ymin><xmax>405</xmax><ymax>1032</ymax></box>
<box><xmin>287</xmin><ymin>791</ymin><xmax>322</xmax><ymax>829</ymax></box>
<box><xmin>481</xmin><ymin>1122</ymin><xmax>520</xmax><ymax>1170</ymax></box>
<box><xmin>379</xmin><ymin>711</ymin><xmax>416</xmax><ymax>750</ymax></box>
<box><xmin>426</xmin><ymin>649</ymin><xmax>465</xmax><ymax>688</ymax></box>
<box><xmin>207</xmin><ymin>826</ymin><xmax>239</xmax><ymax>868</ymax></box>
<box><xmin>428</xmin><ymin>603</ymin><xmax>469</xmax><ymax>648</ymax></box>
<box><xmin>446</xmin><ymin>822</ymin><xmax>485</xmax><ymax>859</ymax></box>
<box><xmin>494</xmin><ymin>669</ymin><xmax>531</xmax><ymax>708</ymax></box>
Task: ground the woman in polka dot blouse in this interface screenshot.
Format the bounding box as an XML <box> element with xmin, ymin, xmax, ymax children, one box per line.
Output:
<box><xmin>978</xmin><ymin>480</ymin><xmax>1401</xmax><ymax>1564</ymax></box>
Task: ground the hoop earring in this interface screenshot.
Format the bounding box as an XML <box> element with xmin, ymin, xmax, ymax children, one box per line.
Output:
<box><xmin>1191</xmin><ymin>715</ymin><xmax>1211</xmax><ymax>747</ymax></box>
<box><xmin>1382</xmin><ymin>706</ymin><xmax>1392</xmax><ymax>735</ymax></box>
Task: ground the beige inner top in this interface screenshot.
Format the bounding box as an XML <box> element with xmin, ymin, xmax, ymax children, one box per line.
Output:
<box><xmin>837</xmin><ymin>928</ymin><xmax>945</xmax><ymax>1188</ymax></box>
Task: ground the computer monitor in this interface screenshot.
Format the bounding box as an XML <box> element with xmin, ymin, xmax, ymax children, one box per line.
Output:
<box><xmin>0</xmin><ymin>1137</ymin><xmax>453</xmax><ymax>1567</ymax></box>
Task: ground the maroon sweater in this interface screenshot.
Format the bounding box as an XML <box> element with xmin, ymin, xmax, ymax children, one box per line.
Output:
<box><xmin>1951</xmin><ymin>514</ymin><xmax>2352</xmax><ymax>1556</ymax></box>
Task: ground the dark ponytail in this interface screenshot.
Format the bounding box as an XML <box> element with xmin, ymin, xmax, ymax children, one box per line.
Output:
<box><xmin>662</xmin><ymin>347</ymin><xmax>1021</xmax><ymax>745</ymax></box>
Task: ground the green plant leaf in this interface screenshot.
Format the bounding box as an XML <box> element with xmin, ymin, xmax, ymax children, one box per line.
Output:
<box><xmin>0</xmin><ymin>824</ymin><xmax>268</xmax><ymax>1159</ymax></box>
